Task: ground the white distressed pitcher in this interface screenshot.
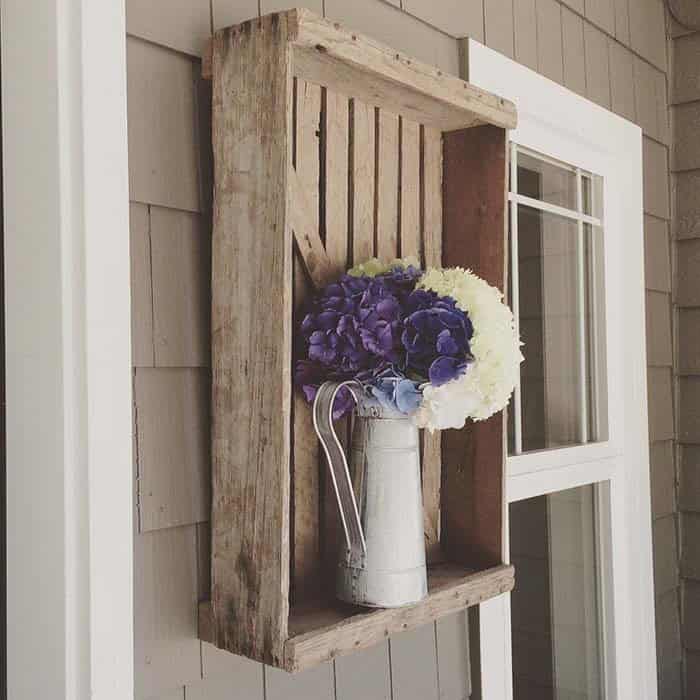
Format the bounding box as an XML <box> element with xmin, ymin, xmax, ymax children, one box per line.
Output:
<box><xmin>313</xmin><ymin>381</ymin><xmax>428</xmax><ymax>608</ymax></box>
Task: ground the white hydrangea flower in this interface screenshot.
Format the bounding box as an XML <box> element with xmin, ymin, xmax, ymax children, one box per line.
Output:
<box><xmin>413</xmin><ymin>267</ymin><xmax>524</xmax><ymax>431</ymax></box>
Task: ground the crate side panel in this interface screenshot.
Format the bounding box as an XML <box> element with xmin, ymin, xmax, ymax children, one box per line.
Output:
<box><xmin>210</xmin><ymin>15</ymin><xmax>294</xmax><ymax>665</ymax></box>
<box><xmin>441</xmin><ymin>125</ymin><xmax>507</xmax><ymax>568</ymax></box>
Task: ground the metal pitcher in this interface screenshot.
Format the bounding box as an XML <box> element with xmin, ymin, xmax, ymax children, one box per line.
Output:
<box><xmin>313</xmin><ymin>381</ymin><xmax>428</xmax><ymax>608</ymax></box>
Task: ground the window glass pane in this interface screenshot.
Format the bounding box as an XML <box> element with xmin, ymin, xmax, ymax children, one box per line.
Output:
<box><xmin>517</xmin><ymin>206</ymin><xmax>595</xmax><ymax>450</ymax></box>
<box><xmin>510</xmin><ymin>485</ymin><xmax>605</xmax><ymax>700</ymax></box>
<box><xmin>517</xmin><ymin>152</ymin><xmax>577</xmax><ymax>210</ymax></box>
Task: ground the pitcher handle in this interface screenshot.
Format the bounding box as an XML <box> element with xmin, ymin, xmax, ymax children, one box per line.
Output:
<box><xmin>312</xmin><ymin>381</ymin><xmax>367</xmax><ymax>557</ymax></box>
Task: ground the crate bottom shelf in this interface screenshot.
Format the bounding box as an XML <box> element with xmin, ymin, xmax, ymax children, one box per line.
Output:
<box><xmin>200</xmin><ymin>562</ymin><xmax>514</xmax><ymax>672</ymax></box>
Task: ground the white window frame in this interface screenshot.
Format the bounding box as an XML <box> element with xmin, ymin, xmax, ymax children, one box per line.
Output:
<box><xmin>466</xmin><ymin>40</ymin><xmax>657</xmax><ymax>700</ymax></box>
<box><xmin>3</xmin><ymin>2</ymin><xmax>133</xmax><ymax>699</ymax></box>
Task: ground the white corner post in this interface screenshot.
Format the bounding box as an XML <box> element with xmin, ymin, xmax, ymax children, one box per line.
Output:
<box><xmin>3</xmin><ymin>1</ymin><xmax>133</xmax><ymax>699</ymax></box>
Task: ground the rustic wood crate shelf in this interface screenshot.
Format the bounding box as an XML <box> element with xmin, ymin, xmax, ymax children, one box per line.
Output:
<box><xmin>202</xmin><ymin>8</ymin><xmax>517</xmax><ymax>672</ymax></box>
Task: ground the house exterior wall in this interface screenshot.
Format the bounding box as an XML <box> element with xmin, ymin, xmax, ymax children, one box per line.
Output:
<box><xmin>670</xmin><ymin>13</ymin><xmax>700</xmax><ymax>699</ymax></box>
<box><xmin>126</xmin><ymin>0</ymin><xmax>677</xmax><ymax>698</ymax></box>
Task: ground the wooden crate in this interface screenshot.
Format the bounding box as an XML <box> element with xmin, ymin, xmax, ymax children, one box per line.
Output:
<box><xmin>200</xmin><ymin>8</ymin><xmax>517</xmax><ymax>672</ymax></box>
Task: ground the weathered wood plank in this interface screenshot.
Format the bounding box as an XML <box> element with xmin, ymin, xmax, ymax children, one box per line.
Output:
<box><xmin>203</xmin><ymin>10</ymin><xmax>517</xmax><ymax>130</ymax></box>
<box><xmin>400</xmin><ymin>118</ymin><xmax>421</xmax><ymax>259</ymax></box>
<box><xmin>210</xmin><ymin>14</ymin><xmax>294</xmax><ymax>665</ymax></box>
<box><xmin>377</xmin><ymin>110</ymin><xmax>399</xmax><ymax>261</ymax></box>
<box><xmin>284</xmin><ymin>564</ymin><xmax>514</xmax><ymax>671</ymax></box>
<box><xmin>325</xmin><ymin>88</ymin><xmax>350</xmax><ymax>267</ymax></box>
<box><xmin>352</xmin><ymin>99</ymin><xmax>376</xmax><ymax>261</ymax></box>
<box><xmin>290</xmin><ymin>9</ymin><xmax>516</xmax><ymax>130</ymax></box>
<box><xmin>441</xmin><ymin>125</ymin><xmax>507</xmax><ymax>568</ymax></box>
<box><xmin>421</xmin><ymin>125</ymin><xmax>443</xmax><ymax>563</ymax></box>
<box><xmin>292</xmin><ymin>252</ymin><xmax>322</xmax><ymax>604</ymax></box>
<box><xmin>292</xmin><ymin>78</ymin><xmax>324</xmax><ymax>606</ymax></box>
<box><xmin>319</xmin><ymin>87</ymin><xmax>352</xmax><ymax>590</ymax></box>
<box><xmin>423</xmin><ymin>127</ymin><xmax>443</xmax><ymax>270</ymax></box>
<box><xmin>290</xmin><ymin>168</ymin><xmax>334</xmax><ymax>290</ymax></box>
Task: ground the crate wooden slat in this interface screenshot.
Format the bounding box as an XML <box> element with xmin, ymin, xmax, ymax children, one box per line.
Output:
<box><xmin>206</xmin><ymin>8</ymin><xmax>517</xmax><ymax>672</ymax></box>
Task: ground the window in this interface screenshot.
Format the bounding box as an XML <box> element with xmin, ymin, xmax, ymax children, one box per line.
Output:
<box><xmin>508</xmin><ymin>146</ymin><xmax>608</xmax><ymax>455</ymax></box>
<box><xmin>468</xmin><ymin>39</ymin><xmax>657</xmax><ymax>700</ymax></box>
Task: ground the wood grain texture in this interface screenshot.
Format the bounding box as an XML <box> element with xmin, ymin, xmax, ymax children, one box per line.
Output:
<box><xmin>322</xmin><ymin>0</ymin><xmax>459</xmax><ymax>77</ymax></box>
<box><xmin>134</xmin><ymin>368</ymin><xmax>210</xmax><ymax>532</ymax></box>
<box><xmin>325</xmin><ymin>89</ymin><xmax>350</xmax><ymax>266</ymax></box>
<box><xmin>400</xmin><ymin>118</ymin><xmax>421</xmax><ymax>259</ymax></box>
<box><xmin>283</xmin><ymin>564</ymin><xmax>514</xmax><ymax>671</ymax></box>
<box><xmin>377</xmin><ymin>110</ymin><xmax>400</xmax><ymax>260</ymax></box>
<box><xmin>292</xmin><ymin>78</ymin><xmax>323</xmax><ymax>605</ymax></box>
<box><xmin>210</xmin><ymin>13</ymin><xmax>294</xmax><ymax>665</ymax></box>
<box><xmin>290</xmin><ymin>168</ymin><xmax>335</xmax><ymax>290</ymax></box>
<box><xmin>130</xmin><ymin>202</ymin><xmax>154</xmax><ymax>367</ymax></box>
<box><xmin>150</xmin><ymin>207</ymin><xmax>210</xmax><ymax>368</ymax></box>
<box><xmin>441</xmin><ymin>126</ymin><xmax>507</xmax><ymax>568</ymax></box>
<box><xmin>421</xmin><ymin>125</ymin><xmax>443</xmax><ymax>562</ymax></box>
<box><xmin>352</xmin><ymin>99</ymin><xmax>376</xmax><ymax>261</ymax></box>
<box><xmin>205</xmin><ymin>9</ymin><xmax>515</xmax><ymax>130</ymax></box>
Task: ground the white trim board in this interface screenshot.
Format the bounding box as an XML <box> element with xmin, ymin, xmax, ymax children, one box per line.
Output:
<box><xmin>466</xmin><ymin>39</ymin><xmax>655</xmax><ymax>700</ymax></box>
<box><xmin>2</xmin><ymin>1</ymin><xmax>133</xmax><ymax>698</ymax></box>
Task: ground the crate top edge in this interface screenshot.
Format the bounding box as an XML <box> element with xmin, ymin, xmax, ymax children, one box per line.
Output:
<box><xmin>203</xmin><ymin>8</ymin><xmax>517</xmax><ymax>131</ymax></box>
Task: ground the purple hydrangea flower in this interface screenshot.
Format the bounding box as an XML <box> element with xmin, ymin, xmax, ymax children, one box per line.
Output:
<box><xmin>294</xmin><ymin>264</ymin><xmax>474</xmax><ymax>418</ymax></box>
<box><xmin>401</xmin><ymin>289</ymin><xmax>473</xmax><ymax>386</ymax></box>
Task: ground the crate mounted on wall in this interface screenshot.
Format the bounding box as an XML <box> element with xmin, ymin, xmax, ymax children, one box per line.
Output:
<box><xmin>199</xmin><ymin>8</ymin><xmax>517</xmax><ymax>672</ymax></box>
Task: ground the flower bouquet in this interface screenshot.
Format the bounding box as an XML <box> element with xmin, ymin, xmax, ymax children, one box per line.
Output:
<box><xmin>295</xmin><ymin>257</ymin><xmax>522</xmax><ymax>431</ymax></box>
